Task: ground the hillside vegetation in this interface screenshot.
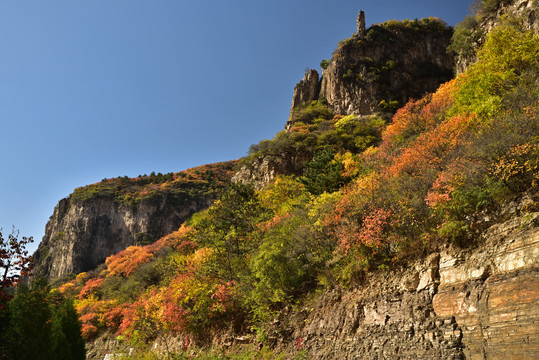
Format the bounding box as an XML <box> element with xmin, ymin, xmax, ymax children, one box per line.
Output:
<box><xmin>70</xmin><ymin>161</ymin><xmax>238</xmax><ymax>208</ymax></box>
<box><xmin>57</xmin><ymin>15</ymin><xmax>539</xmax><ymax>358</ymax></box>
<box><xmin>2</xmin><ymin>8</ymin><xmax>538</xmax><ymax>360</ymax></box>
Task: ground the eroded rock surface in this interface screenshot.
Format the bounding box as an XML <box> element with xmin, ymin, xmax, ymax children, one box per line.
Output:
<box><xmin>33</xmin><ymin>162</ymin><xmax>237</xmax><ymax>281</ymax></box>
<box><xmin>433</xmin><ymin>211</ymin><xmax>539</xmax><ymax>359</ymax></box>
<box><xmin>33</xmin><ymin>194</ymin><xmax>212</xmax><ymax>280</ymax></box>
<box><xmin>275</xmin><ymin>202</ymin><xmax>538</xmax><ymax>359</ymax></box>
<box><xmin>287</xmin><ymin>14</ymin><xmax>454</xmax><ymax>127</ymax></box>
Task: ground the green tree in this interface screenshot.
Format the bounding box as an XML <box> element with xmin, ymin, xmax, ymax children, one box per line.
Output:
<box><xmin>299</xmin><ymin>147</ymin><xmax>349</xmax><ymax>195</ymax></box>
<box><xmin>452</xmin><ymin>16</ymin><xmax>539</xmax><ymax>118</ymax></box>
<box><xmin>447</xmin><ymin>15</ymin><xmax>481</xmax><ymax>57</ymax></box>
<box><xmin>50</xmin><ymin>293</ymin><xmax>86</xmax><ymax>360</ymax></box>
<box><xmin>249</xmin><ymin>211</ymin><xmax>330</xmax><ymax>320</ymax></box>
<box><xmin>0</xmin><ymin>283</ymin><xmax>85</xmax><ymax>360</ymax></box>
<box><xmin>190</xmin><ymin>182</ymin><xmax>267</xmax><ymax>281</ymax></box>
<box><xmin>2</xmin><ymin>283</ymin><xmax>53</xmax><ymax>360</ymax></box>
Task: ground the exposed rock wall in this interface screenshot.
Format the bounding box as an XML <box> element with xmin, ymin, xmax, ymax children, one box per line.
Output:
<box><xmin>318</xmin><ymin>24</ymin><xmax>454</xmax><ymax>117</ymax></box>
<box><xmin>231</xmin><ymin>152</ymin><xmax>310</xmax><ymax>190</ymax></box>
<box><xmin>232</xmin><ymin>156</ymin><xmax>291</xmax><ymax>191</ymax></box>
<box><xmin>433</xmin><ymin>210</ymin><xmax>539</xmax><ymax>359</ymax></box>
<box><xmin>287</xmin><ymin>16</ymin><xmax>454</xmax><ymax>128</ymax></box>
<box><xmin>274</xmin><ymin>199</ymin><xmax>538</xmax><ymax>359</ymax></box>
<box><xmin>33</xmin><ymin>162</ymin><xmax>237</xmax><ymax>281</ymax></box>
<box><xmin>33</xmin><ymin>193</ymin><xmax>213</xmax><ymax>280</ymax></box>
<box><xmin>286</xmin><ymin>69</ymin><xmax>320</xmax><ymax>130</ymax></box>
<box><xmin>482</xmin><ymin>0</ymin><xmax>539</xmax><ymax>34</ymax></box>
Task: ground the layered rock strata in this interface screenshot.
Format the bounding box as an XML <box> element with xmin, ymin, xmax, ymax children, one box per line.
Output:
<box><xmin>277</xmin><ymin>197</ymin><xmax>538</xmax><ymax>359</ymax></box>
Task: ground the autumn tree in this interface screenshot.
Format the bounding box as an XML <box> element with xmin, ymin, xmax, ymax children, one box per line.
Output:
<box><xmin>0</xmin><ymin>229</ymin><xmax>33</xmax><ymax>303</ymax></box>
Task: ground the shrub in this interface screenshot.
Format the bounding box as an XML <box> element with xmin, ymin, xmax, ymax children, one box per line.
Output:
<box><xmin>451</xmin><ymin>17</ymin><xmax>539</xmax><ymax>118</ymax></box>
<box><xmin>378</xmin><ymin>17</ymin><xmax>448</xmax><ymax>34</ymax></box>
<box><xmin>299</xmin><ymin>147</ymin><xmax>349</xmax><ymax>195</ymax></box>
<box><xmin>291</xmin><ymin>100</ymin><xmax>333</xmax><ymax>124</ymax></box>
<box><xmin>190</xmin><ymin>182</ymin><xmax>267</xmax><ymax>282</ymax></box>
<box><xmin>249</xmin><ymin>211</ymin><xmax>330</xmax><ymax>321</ymax></box>
<box><xmin>320</xmin><ymin>59</ymin><xmax>330</xmax><ymax>69</ymax></box>
<box><xmin>492</xmin><ymin>142</ymin><xmax>539</xmax><ymax>192</ymax></box>
<box><xmin>473</xmin><ymin>0</ymin><xmax>504</xmax><ymax>18</ymax></box>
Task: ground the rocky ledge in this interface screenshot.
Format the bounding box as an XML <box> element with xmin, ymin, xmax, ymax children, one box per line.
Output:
<box><xmin>272</xmin><ymin>195</ymin><xmax>539</xmax><ymax>359</ymax></box>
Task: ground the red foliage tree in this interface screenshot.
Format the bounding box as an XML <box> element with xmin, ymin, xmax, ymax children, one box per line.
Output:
<box><xmin>78</xmin><ymin>277</ymin><xmax>104</xmax><ymax>300</ymax></box>
<box><xmin>380</xmin><ymin>79</ymin><xmax>458</xmax><ymax>157</ymax></box>
<box><xmin>386</xmin><ymin>113</ymin><xmax>475</xmax><ymax>178</ymax></box>
<box><xmin>105</xmin><ymin>246</ymin><xmax>153</xmax><ymax>278</ymax></box>
<box><xmin>0</xmin><ymin>228</ymin><xmax>33</xmax><ymax>303</ymax></box>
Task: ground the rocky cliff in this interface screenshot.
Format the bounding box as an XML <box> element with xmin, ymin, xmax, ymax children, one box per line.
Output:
<box><xmin>286</xmin><ymin>14</ymin><xmax>454</xmax><ymax>129</ymax></box>
<box><xmin>33</xmin><ymin>161</ymin><xmax>237</xmax><ymax>281</ymax></box>
<box><xmin>231</xmin><ymin>152</ymin><xmax>311</xmax><ymax>191</ymax></box>
<box><xmin>237</xmin><ymin>16</ymin><xmax>455</xmax><ymax>191</ymax></box>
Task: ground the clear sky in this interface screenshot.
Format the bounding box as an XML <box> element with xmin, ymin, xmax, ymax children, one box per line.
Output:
<box><xmin>0</xmin><ymin>0</ymin><xmax>473</xmax><ymax>254</ymax></box>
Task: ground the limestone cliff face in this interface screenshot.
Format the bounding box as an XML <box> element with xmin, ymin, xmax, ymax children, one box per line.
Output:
<box><xmin>287</xmin><ymin>16</ymin><xmax>454</xmax><ymax>128</ymax></box>
<box><xmin>231</xmin><ymin>152</ymin><xmax>311</xmax><ymax>190</ymax></box>
<box><xmin>33</xmin><ymin>195</ymin><xmax>208</xmax><ymax>280</ymax></box>
<box><xmin>231</xmin><ymin>156</ymin><xmax>293</xmax><ymax>191</ymax></box>
<box><xmin>33</xmin><ymin>162</ymin><xmax>237</xmax><ymax>280</ymax></box>
<box><xmin>319</xmin><ymin>24</ymin><xmax>454</xmax><ymax>117</ymax></box>
<box><xmin>483</xmin><ymin>0</ymin><xmax>539</xmax><ymax>33</ymax></box>
<box><xmin>287</xmin><ymin>69</ymin><xmax>320</xmax><ymax>125</ymax></box>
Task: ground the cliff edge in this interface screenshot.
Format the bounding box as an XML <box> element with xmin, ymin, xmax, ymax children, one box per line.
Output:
<box><xmin>287</xmin><ymin>14</ymin><xmax>454</xmax><ymax>129</ymax></box>
<box><xmin>32</xmin><ymin>161</ymin><xmax>237</xmax><ymax>281</ymax></box>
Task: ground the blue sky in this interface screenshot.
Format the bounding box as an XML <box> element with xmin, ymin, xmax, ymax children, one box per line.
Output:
<box><xmin>0</xmin><ymin>0</ymin><xmax>473</xmax><ymax>254</ymax></box>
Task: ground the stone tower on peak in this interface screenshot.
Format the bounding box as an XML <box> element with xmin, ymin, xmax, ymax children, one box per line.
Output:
<box><xmin>357</xmin><ymin>10</ymin><xmax>366</xmax><ymax>37</ymax></box>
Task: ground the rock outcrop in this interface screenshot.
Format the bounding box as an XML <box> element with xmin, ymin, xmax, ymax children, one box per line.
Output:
<box><xmin>232</xmin><ymin>156</ymin><xmax>292</xmax><ymax>191</ymax></box>
<box><xmin>231</xmin><ymin>151</ymin><xmax>311</xmax><ymax>190</ymax></box>
<box><xmin>273</xmin><ymin>193</ymin><xmax>539</xmax><ymax>359</ymax></box>
<box><xmin>33</xmin><ymin>195</ymin><xmax>205</xmax><ymax>280</ymax></box>
<box><xmin>286</xmin><ymin>69</ymin><xmax>321</xmax><ymax>130</ymax></box>
<box><xmin>249</xmin><ymin>14</ymin><xmax>455</xmax><ymax>190</ymax></box>
<box><xmin>433</xmin><ymin>210</ymin><xmax>539</xmax><ymax>359</ymax></box>
<box><xmin>33</xmin><ymin>162</ymin><xmax>237</xmax><ymax>280</ymax></box>
<box><xmin>288</xmin><ymin>14</ymin><xmax>454</xmax><ymax>127</ymax></box>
